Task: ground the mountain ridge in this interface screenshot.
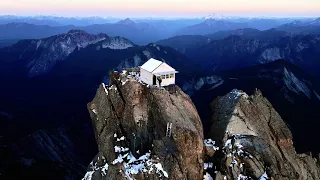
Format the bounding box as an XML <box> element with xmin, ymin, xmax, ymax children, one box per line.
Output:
<box><xmin>176</xmin><ymin>19</ymin><xmax>249</xmax><ymax>35</ymax></box>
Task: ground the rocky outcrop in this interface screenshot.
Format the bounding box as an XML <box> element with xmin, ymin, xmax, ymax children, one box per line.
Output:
<box><xmin>204</xmin><ymin>89</ymin><xmax>320</xmax><ymax>180</ymax></box>
<box><xmin>84</xmin><ymin>70</ymin><xmax>320</xmax><ymax>180</ymax></box>
<box><xmin>84</xmin><ymin>71</ymin><xmax>204</xmax><ymax>180</ymax></box>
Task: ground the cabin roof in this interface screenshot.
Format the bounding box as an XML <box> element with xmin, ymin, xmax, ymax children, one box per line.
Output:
<box><xmin>140</xmin><ymin>58</ymin><xmax>163</xmax><ymax>72</ymax></box>
<box><xmin>141</xmin><ymin>58</ymin><xmax>176</xmax><ymax>73</ymax></box>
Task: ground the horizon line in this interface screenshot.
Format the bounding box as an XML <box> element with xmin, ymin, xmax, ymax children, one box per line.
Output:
<box><xmin>0</xmin><ymin>14</ymin><xmax>319</xmax><ymax>19</ymax></box>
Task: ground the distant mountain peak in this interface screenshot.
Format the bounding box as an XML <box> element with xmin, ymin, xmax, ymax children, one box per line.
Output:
<box><xmin>308</xmin><ymin>17</ymin><xmax>320</xmax><ymax>25</ymax></box>
<box><xmin>285</xmin><ymin>18</ymin><xmax>320</xmax><ymax>27</ymax></box>
<box><xmin>290</xmin><ymin>20</ymin><xmax>303</xmax><ymax>26</ymax></box>
<box><xmin>20</xmin><ymin>31</ymin><xmax>108</xmax><ymax>77</ymax></box>
<box><xmin>116</xmin><ymin>18</ymin><xmax>136</xmax><ymax>25</ymax></box>
<box><xmin>204</xmin><ymin>13</ymin><xmax>226</xmax><ymax>20</ymax></box>
<box><xmin>204</xmin><ymin>18</ymin><xmax>231</xmax><ymax>26</ymax></box>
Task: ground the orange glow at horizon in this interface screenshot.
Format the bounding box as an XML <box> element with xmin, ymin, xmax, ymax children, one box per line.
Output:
<box><xmin>0</xmin><ymin>0</ymin><xmax>320</xmax><ymax>17</ymax></box>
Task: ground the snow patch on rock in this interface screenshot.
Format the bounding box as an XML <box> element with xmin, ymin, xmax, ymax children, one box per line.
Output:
<box><xmin>102</xmin><ymin>83</ymin><xmax>109</xmax><ymax>95</ymax></box>
<box><xmin>195</xmin><ymin>76</ymin><xmax>223</xmax><ymax>90</ymax></box>
<box><xmin>208</xmin><ymin>80</ymin><xmax>224</xmax><ymax>90</ymax></box>
<box><xmin>83</xmin><ymin>160</ymin><xmax>109</xmax><ymax>180</ymax></box>
<box><xmin>204</xmin><ymin>163</ymin><xmax>213</xmax><ymax>170</ymax></box>
<box><xmin>101</xmin><ymin>163</ymin><xmax>109</xmax><ymax>176</ymax></box>
<box><xmin>143</xmin><ymin>50</ymin><xmax>152</xmax><ymax>59</ymax></box>
<box><xmin>182</xmin><ymin>75</ymin><xmax>224</xmax><ymax>95</ymax></box>
<box><xmin>133</xmin><ymin>55</ymin><xmax>141</xmax><ymax>67</ymax></box>
<box><xmin>237</xmin><ymin>174</ymin><xmax>250</xmax><ymax>180</ymax></box>
<box><xmin>283</xmin><ymin>68</ymin><xmax>311</xmax><ymax>99</ymax></box>
<box><xmin>259</xmin><ymin>172</ymin><xmax>268</xmax><ymax>180</ymax></box>
<box><xmin>101</xmin><ymin>37</ymin><xmax>134</xmax><ymax>50</ymax></box>
<box><xmin>36</xmin><ymin>40</ymin><xmax>42</xmax><ymax>50</ymax></box>
<box><xmin>314</xmin><ymin>90</ymin><xmax>320</xmax><ymax>101</ymax></box>
<box><xmin>112</xmin><ymin>150</ymin><xmax>168</xmax><ymax>179</ymax></box>
<box><xmin>260</xmin><ymin>48</ymin><xmax>282</xmax><ymax>63</ymax></box>
<box><xmin>221</xmin><ymin>135</ymin><xmax>254</xmax><ymax>179</ymax></box>
<box><xmin>230</xmin><ymin>89</ymin><xmax>249</xmax><ymax>100</ymax></box>
<box><xmin>204</xmin><ymin>139</ymin><xmax>219</xmax><ymax>151</ymax></box>
<box><xmin>92</xmin><ymin>109</ymin><xmax>98</xmax><ymax>115</ymax></box>
<box><xmin>83</xmin><ymin>171</ymin><xmax>94</xmax><ymax>180</ymax></box>
<box><xmin>203</xmin><ymin>172</ymin><xmax>213</xmax><ymax>180</ymax></box>
<box><xmin>194</xmin><ymin>78</ymin><xmax>205</xmax><ymax>90</ymax></box>
<box><xmin>296</xmin><ymin>42</ymin><xmax>308</xmax><ymax>52</ymax></box>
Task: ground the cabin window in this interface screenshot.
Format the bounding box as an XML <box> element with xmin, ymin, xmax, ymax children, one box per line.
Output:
<box><xmin>159</xmin><ymin>74</ymin><xmax>175</xmax><ymax>79</ymax></box>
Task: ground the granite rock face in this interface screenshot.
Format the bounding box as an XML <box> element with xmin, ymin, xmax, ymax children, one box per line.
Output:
<box><xmin>205</xmin><ymin>89</ymin><xmax>320</xmax><ymax>180</ymax></box>
<box><xmin>84</xmin><ymin>71</ymin><xmax>204</xmax><ymax>180</ymax></box>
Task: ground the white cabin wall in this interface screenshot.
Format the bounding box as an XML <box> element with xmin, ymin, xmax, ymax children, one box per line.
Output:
<box><xmin>140</xmin><ymin>68</ymin><xmax>153</xmax><ymax>85</ymax></box>
<box><xmin>153</xmin><ymin>63</ymin><xmax>176</xmax><ymax>86</ymax></box>
<box><xmin>160</xmin><ymin>77</ymin><xmax>175</xmax><ymax>86</ymax></box>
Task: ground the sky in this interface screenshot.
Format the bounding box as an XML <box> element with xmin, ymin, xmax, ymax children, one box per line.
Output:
<box><xmin>0</xmin><ymin>0</ymin><xmax>320</xmax><ymax>17</ymax></box>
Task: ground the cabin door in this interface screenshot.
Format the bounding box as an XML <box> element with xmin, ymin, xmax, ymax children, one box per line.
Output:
<box><xmin>153</xmin><ymin>74</ymin><xmax>156</xmax><ymax>85</ymax></box>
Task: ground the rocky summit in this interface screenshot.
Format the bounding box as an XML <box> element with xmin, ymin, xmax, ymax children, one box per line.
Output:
<box><xmin>84</xmin><ymin>71</ymin><xmax>204</xmax><ymax>180</ymax></box>
<box><xmin>205</xmin><ymin>89</ymin><xmax>320</xmax><ymax>180</ymax></box>
<box><xmin>83</xmin><ymin>71</ymin><xmax>320</xmax><ymax>180</ymax></box>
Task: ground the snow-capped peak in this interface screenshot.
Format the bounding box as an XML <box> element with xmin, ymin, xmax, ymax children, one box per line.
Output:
<box><xmin>291</xmin><ymin>20</ymin><xmax>303</xmax><ymax>26</ymax></box>
<box><xmin>204</xmin><ymin>14</ymin><xmax>227</xmax><ymax>20</ymax></box>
